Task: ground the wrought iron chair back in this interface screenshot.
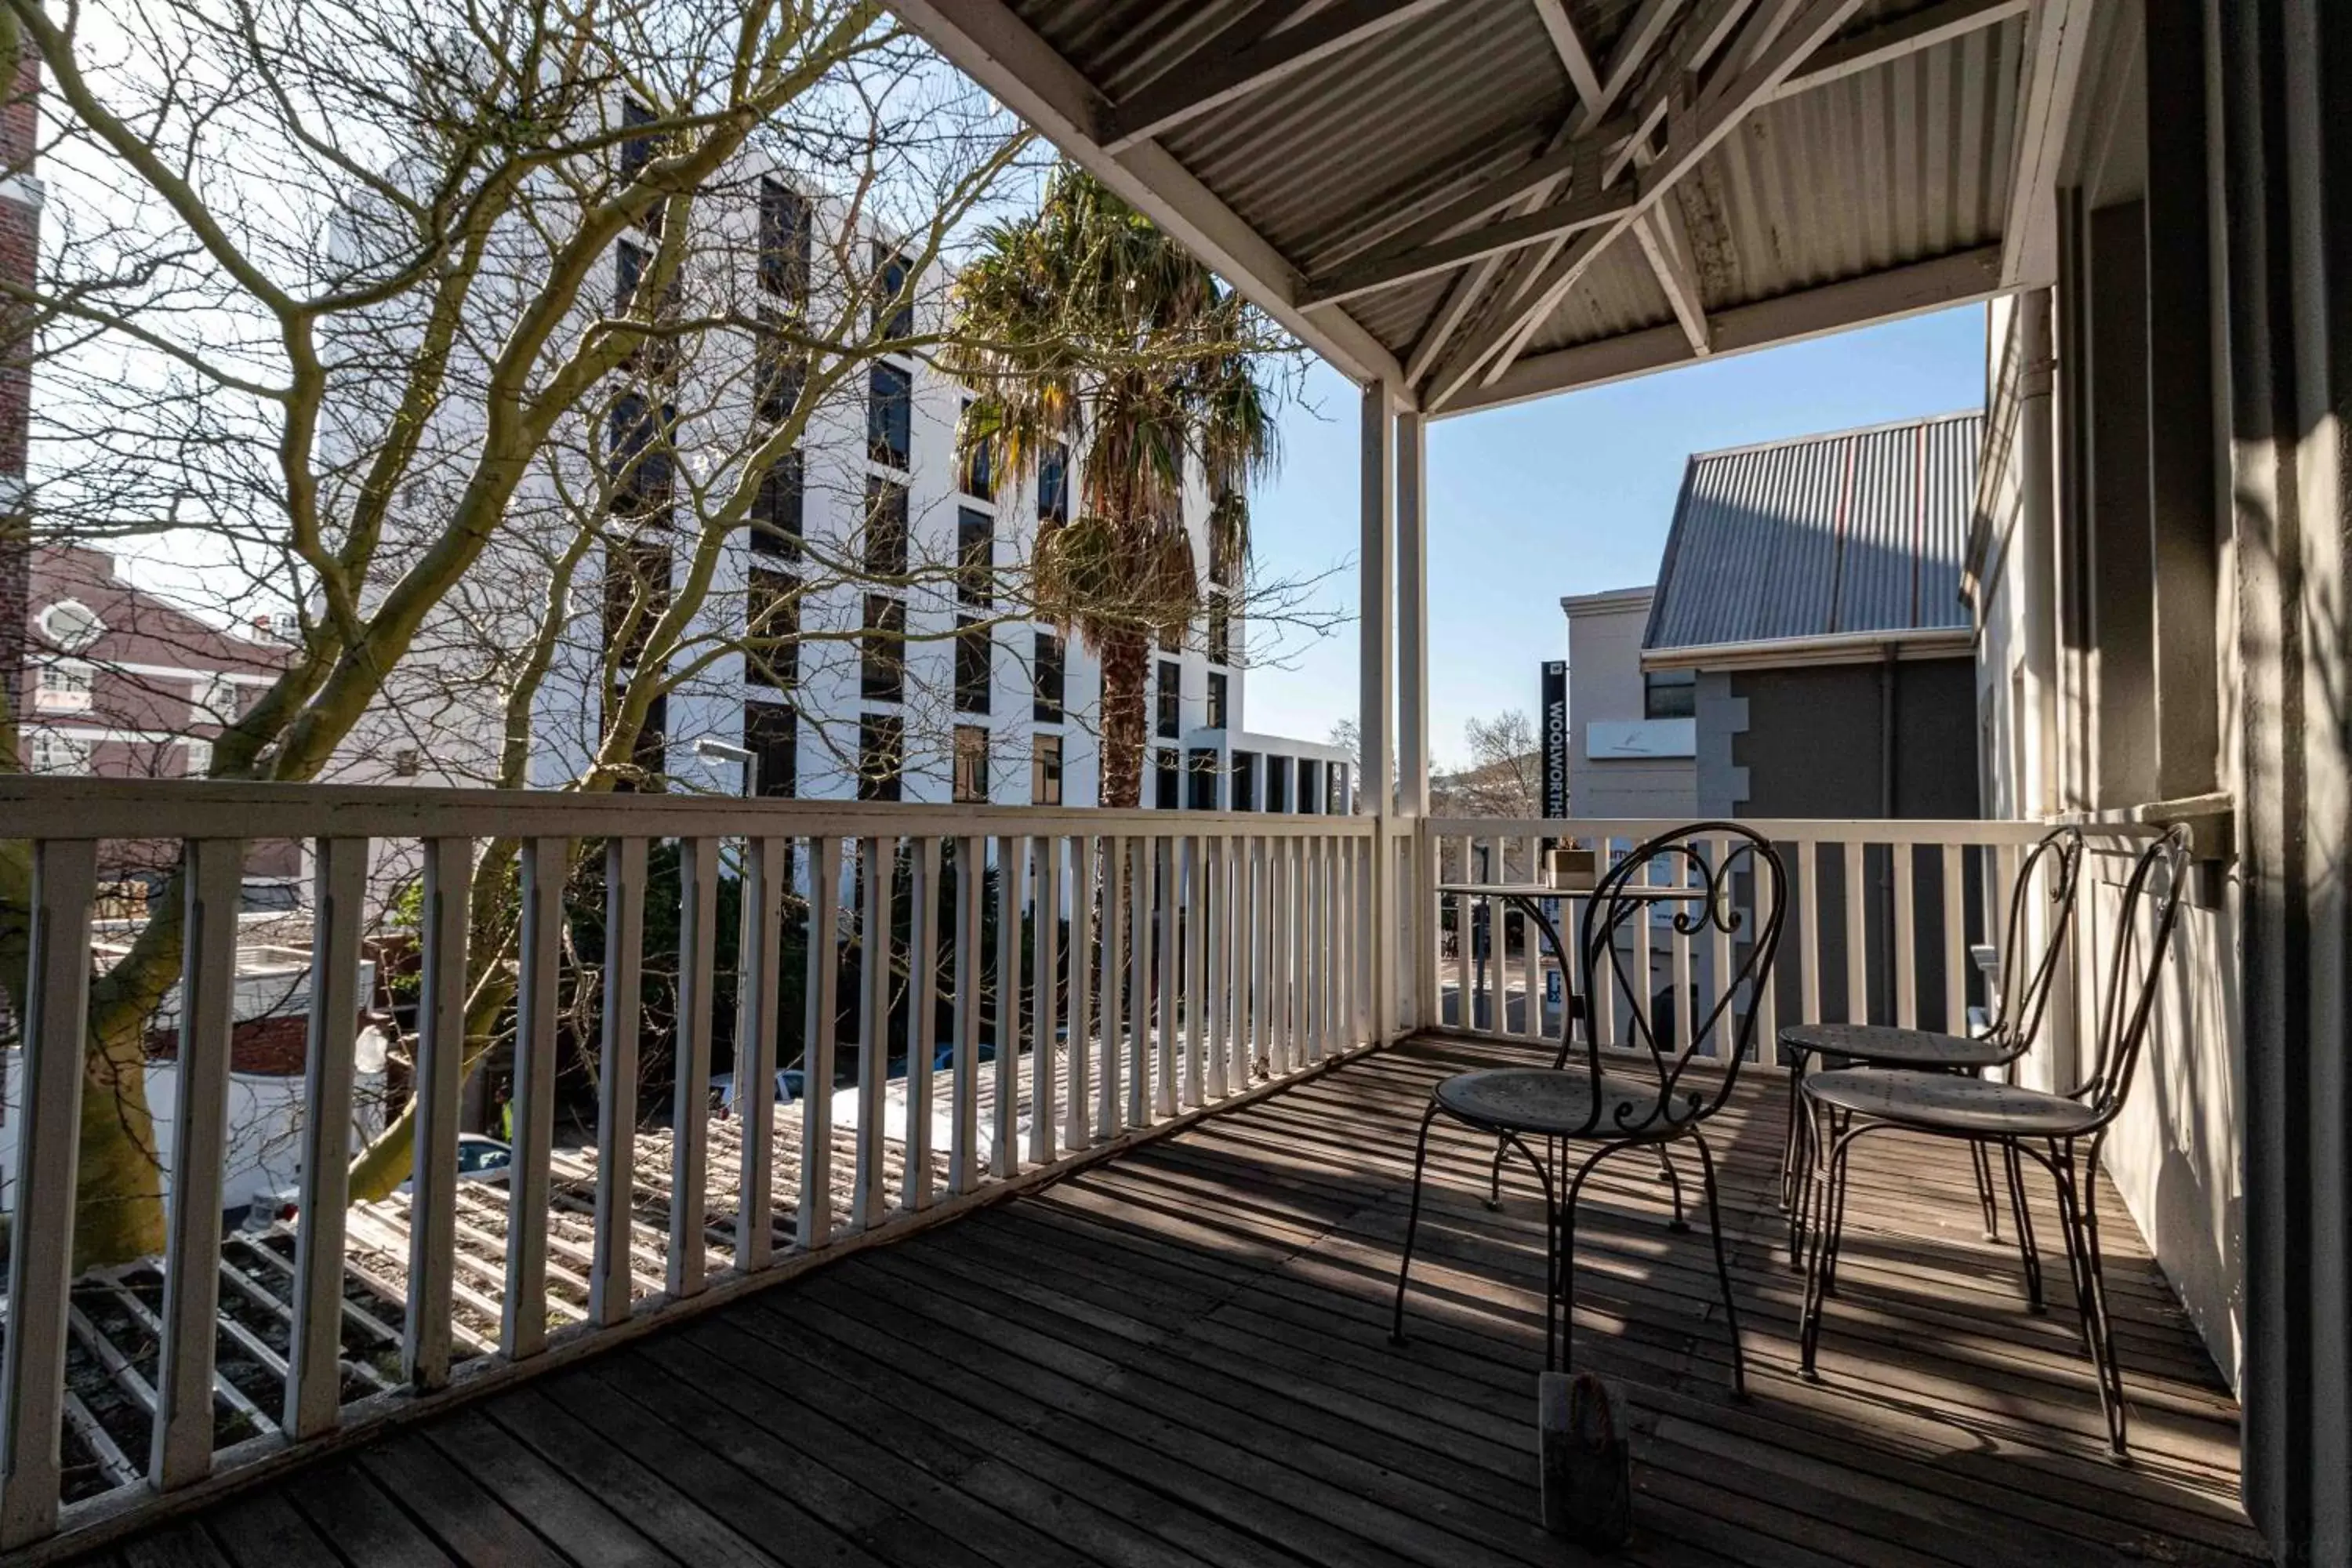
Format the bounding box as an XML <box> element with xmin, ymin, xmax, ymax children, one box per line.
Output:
<box><xmin>1574</xmin><ymin>823</ymin><xmax>1787</xmax><ymax>1136</ymax></box>
<box><xmin>1984</xmin><ymin>824</ymin><xmax>2088</xmax><ymax>1055</ymax></box>
<box><xmin>2069</xmin><ymin>825</ymin><xmax>2194</xmax><ymax>1126</ymax></box>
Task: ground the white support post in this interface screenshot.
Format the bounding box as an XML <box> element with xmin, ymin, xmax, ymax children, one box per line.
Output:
<box><xmin>151</xmin><ymin>838</ymin><xmax>242</xmax><ymax>1490</ymax></box>
<box><xmin>1398</xmin><ymin>407</ymin><xmax>1432</xmax><ymax>1031</ymax></box>
<box><xmin>1362</xmin><ymin>379</ymin><xmax>1399</xmax><ymax>1046</ymax></box>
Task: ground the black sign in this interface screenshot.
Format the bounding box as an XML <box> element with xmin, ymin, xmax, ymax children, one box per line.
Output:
<box><xmin>1541</xmin><ymin>660</ymin><xmax>1569</xmax><ymax>820</ymax></box>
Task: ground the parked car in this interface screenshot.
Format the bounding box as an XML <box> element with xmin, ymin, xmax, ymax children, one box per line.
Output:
<box><xmin>242</xmin><ymin>1133</ymin><xmax>513</xmax><ymax>1229</ymax></box>
<box><xmin>710</xmin><ymin>1068</ymin><xmax>806</xmax><ymax>1117</ymax></box>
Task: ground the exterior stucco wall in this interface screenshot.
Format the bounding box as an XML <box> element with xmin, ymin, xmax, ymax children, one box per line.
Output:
<box><xmin>1566</xmin><ymin>589</ymin><xmax>1694</xmax><ymax>820</ymax></box>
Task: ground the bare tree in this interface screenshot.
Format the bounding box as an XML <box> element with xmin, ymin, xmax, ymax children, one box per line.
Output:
<box><xmin>0</xmin><ymin>0</ymin><xmax>1353</xmax><ymax>1263</ymax></box>
<box><xmin>1438</xmin><ymin>709</ymin><xmax>1543</xmax><ymax>819</ymax></box>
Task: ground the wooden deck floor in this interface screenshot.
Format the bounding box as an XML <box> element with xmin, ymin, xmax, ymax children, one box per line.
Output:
<box><xmin>73</xmin><ymin>1035</ymin><xmax>2265</xmax><ymax>1568</ymax></box>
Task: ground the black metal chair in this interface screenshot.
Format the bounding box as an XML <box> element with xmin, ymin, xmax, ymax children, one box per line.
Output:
<box><xmin>1777</xmin><ymin>826</ymin><xmax>2086</xmax><ymax>1275</ymax></box>
<box><xmin>1797</xmin><ymin>825</ymin><xmax>2192</xmax><ymax>1455</ymax></box>
<box><xmin>1390</xmin><ymin>824</ymin><xmax>1788</xmax><ymax>1392</ymax></box>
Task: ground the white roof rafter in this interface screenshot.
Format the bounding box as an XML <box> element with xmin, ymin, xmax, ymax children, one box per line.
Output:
<box><xmin>1387</xmin><ymin>0</ymin><xmax>1686</xmax><ymax>380</ymax></box>
<box><xmin>1421</xmin><ymin>0</ymin><xmax>1868</xmax><ymax>409</ymax></box>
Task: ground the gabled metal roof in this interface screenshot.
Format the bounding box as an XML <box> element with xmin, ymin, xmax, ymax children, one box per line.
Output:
<box><xmin>894</xmin><ymin>0</ymin><xmax>2092</xmax><ymax>416</ymax></box>
<box><xmin>1642</xmin><ymin>409</ymin><xmax>1982</xmax><ymax>652</ymax></box>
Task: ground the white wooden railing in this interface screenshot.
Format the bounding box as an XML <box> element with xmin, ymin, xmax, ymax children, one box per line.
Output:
<box><xmin>0</xmin><ymin>779</ymin><xmax>1377</xmax><ymax>1551</ymax></box>
<box><xmin>1413</xmin><ymin>817</ymin><xmax>2145</xmax><ymax>1065</ymax></box>
<box><xmin>0</xmin><ymin>782</ymin><xmax>2159</xmax><ymax>1553</ymax></box>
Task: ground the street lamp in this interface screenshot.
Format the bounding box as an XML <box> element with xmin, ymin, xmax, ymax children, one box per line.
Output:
<box><xmin>693</xmin><ymin>736</ymin><xmax>760</xmax><ymax>799</ymax></box>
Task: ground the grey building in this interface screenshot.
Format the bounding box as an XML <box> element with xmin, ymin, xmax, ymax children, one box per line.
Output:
<box><xmin>1563</xmin><ymin>412</ymin><xmax>1985</xmax><ymax>824</ymax></box>
<box><xmin>1562</xmin><ymin>411</ymin><xmax>1986</xmax><ymax>1027</ymax></box>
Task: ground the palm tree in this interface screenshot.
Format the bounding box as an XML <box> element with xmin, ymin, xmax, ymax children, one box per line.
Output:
<box><xmin>945</xmin><ymin>165</ymin><xmax>1279</xmax><ymax>808</ymax></box>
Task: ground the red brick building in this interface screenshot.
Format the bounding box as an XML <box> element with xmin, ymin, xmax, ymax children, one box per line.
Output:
<box><xmin>0</xmin><ymin>44</ymin><xmax>41</xmax><ymax>731</ymax></box>
<box><xmin>15</xmin><ymin>544</ymin><xmax>288</xmax><ymax>781</ymax></box>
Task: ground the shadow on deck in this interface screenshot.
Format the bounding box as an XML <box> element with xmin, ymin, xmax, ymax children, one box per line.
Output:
<box><xmin>69</xmin><ymin>1034</ymin><xmax>2263</xmax><ymax>1568</ymax></box>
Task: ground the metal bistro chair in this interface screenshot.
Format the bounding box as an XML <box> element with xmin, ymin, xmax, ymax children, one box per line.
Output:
<box><xmin>1391</xmin><ymin>825</ymin><xmax>1787</xmax><ymax>1393</ymax></box>
<box><xmin>1797</xmin><ymin>825</ymin><xmax>2192</xmax><ymax>1455</ymax></box>
<box><xmin>1777</xmin><ymin>826</ymin><xmax>2086</xmax><ymax>1283</ymax></box>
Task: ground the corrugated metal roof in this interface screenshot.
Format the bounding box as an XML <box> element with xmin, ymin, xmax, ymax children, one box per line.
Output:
<box><xmin>1164</xmin><ymin>0</ymin><xmax>1571</xmax><ymax>267</ymax></box>
<box><xmin>1643</xmin><ymin>411</ymin><xmax>1983</xmax><ymax>652</ymax></box>
<box><xmin>975</xmin><ymin>0</ymin><xmax>2035</xmax><ymax>403</ymax></box>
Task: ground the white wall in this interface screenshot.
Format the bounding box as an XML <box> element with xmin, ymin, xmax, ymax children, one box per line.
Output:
<box><xmin>1973</xmin><ymin>301</ymin><xmax>2245</xmax><ymax>1391</ymax></box>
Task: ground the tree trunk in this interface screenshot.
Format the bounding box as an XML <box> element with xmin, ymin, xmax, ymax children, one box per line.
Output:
<box><xmin>1098</xmin><ymin>627</ymin><xmax>1150</xmax><ymax>808</ymax></box>
<box><xmin>74</xmin><ymin>1019</ymin><xmax>168</xmax><ymax>1269</ymax></box>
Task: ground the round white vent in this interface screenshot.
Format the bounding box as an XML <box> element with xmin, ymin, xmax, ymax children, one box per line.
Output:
<box><xmin>36</xmin><ymin>598</ymin><xmax>104</xmax><ymax>652</ymax></box>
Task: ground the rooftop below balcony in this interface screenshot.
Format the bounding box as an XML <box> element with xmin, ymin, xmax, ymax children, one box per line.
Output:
<box><xmin>64</xmin><ymin>1033</ymin><xmax>2259</xmax><ymax>1568</ymax></box>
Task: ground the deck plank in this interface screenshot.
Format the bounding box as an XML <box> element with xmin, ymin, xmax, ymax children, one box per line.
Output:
<box><xmin>67</xmin><ymin>1036</ymin><xmax>2264</xmax><ymax>1568</ymax></box>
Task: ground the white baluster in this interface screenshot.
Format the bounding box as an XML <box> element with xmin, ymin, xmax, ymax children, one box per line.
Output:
<box><xmin>504</xmin><ymin>839</ymin><xmax>564</xmax><ymax>1352</ymax></box>
<box><xmin>735</xmin><ymin>837</ymin><xmax>786</xmax><ymax>1265</ymax></box>
<box><xmin>407</xmin><ymin>836</ymin><xmax>470</xmax><ymax>1382</ymax></box>
<box><xmin>670</xmin><ymin>837</ymin><xmax>718</xmax><ymax>1294</ymax></box>
<box><xmin>1127</xmin><ymin>837</ymin><xmax>1150</xmax><ymax>1127</ymax></box>
<box><xmin>289</xmin><ymin>837</ymin><xmax>367</xmax><ymax>1428</ymax></box>
<box><xmin>1182</xmin><ymin>834</ymin><xmax>1207</xmax><ymax>1108</ymax></box>
<box><xmin>799</xmin><ymin>836</ymin><xmax>842</xmax><ymax>1245</ymax></box>
<box><xmin>1894</xmin><ymin>843</ymin><xmax>1919</xmax><ymax>1029</ymax></box>
<box><xmin>1066</xmin><ymin>834</ymin><xmax>1095</xmax><ymax>1149</ymax></box>
<box><xmin>1155</xmin><ymin>838</ymin><xmax>1178</xmax><ymax>1115</ymax></box>
<box><xmin>949</xmin><ymin>836</ymin><xmax>982</xmax><ymax>1195</ymax></box>
<box><xmin>855</xmin><ymin>837</ymin><xmax>893</xmax><ymax>1228</ymax></box>
<box><xmin>904</xmin><ymin>837</ymin><xmax>940</xmax><ymax>1214</ymax></box>
<box><xmin>1203</xmin><ymin>837</ymin><xmax>1226</xmax><ymax>1099</ymax></box>
<box><xmin>994</xmin><ymin>833</ymin><xmax>1026</xmax><ymax>1175</ymax></box>
<box><xmin>1029</xmin><ymin>837</ymin><xmax>1060</xmax><ymax>1165</ymax></box>
<box><xmin>152</xmin><ymin>838</ymin><xmax>241</xmax><ymax>1489</ymax></box>
<box><xmin>1941</xmin><ymin>840</ymin><xmax>1966</xmax><ymax>1035</ymax></box>
<box><xmin>0</xmin><ymin>837</ymin><xmax>97</xmax><ymax>1548</ymax></box>
<box><xmin>1098</xmin><ymin>833</ymin><xmax>1124</xmax><ymax>1141</ymax></box>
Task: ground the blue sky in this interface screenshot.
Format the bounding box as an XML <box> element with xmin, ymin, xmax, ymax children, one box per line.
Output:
<box><xmin>1240</xmin><ymin>304</ymin><xmax>1992</xmax><ymax>767</ymax></box>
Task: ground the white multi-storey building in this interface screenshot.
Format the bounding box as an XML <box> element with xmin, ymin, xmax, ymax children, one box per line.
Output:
<box><xmin>337</xmin><ymin>112</ymin><xmax>1350</xmax><ymax>816</ymax></box>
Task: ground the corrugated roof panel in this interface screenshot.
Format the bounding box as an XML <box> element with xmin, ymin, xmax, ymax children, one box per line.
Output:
<box><xmin>992</xmin><ymin>0</ymin><xmax>2029</xmax><ymax>385</ymax></box>
<box><xmin>1645</xmin><ymin>412</ymin><xmax>1983</xmax><ymax>653</ymax></box>
<box><xmin>1346</xmin><ymin>270</ymin><xmax>1457</xmax><ymax>350</ymax></box>
<box><xmin>1358</xmin><ymin>11</ymin><xmax>2026</xmax><ymax>364</ymax></box>
<box><xmin>1164</xmin><ymin>0</ymin><xmax>1570</xmax><ymax>266</ymax></box>
<box><xmin>1016</xmin><ymin>0</ymin><xmax>1262</xmax><ymax>100</ymax></box>
<box><xmin>1521</xmin><ymin>230</ymin><xmax>1683</xmax><ymax>356</ymax></box>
